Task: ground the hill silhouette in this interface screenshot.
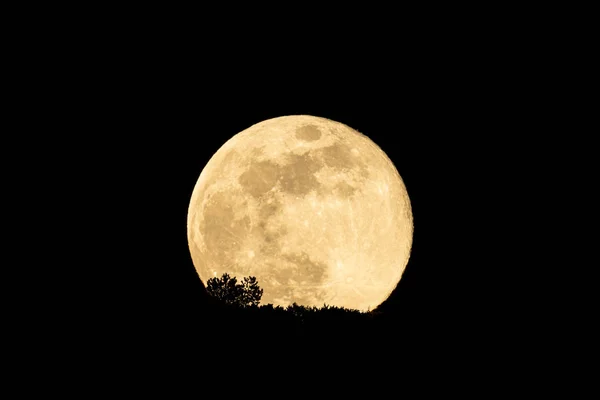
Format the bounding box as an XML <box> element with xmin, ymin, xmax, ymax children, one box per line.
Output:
<box><xmin>192</xmin><ymin>274</ymin><xmax>419</xmax><ymax>366</ymax></box>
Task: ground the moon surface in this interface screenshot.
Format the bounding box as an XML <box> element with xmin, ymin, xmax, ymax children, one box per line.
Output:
<box><xmin>187</xmin><ymin>115</ymin><xmax>413</xmax><ymax>311</ymax></box>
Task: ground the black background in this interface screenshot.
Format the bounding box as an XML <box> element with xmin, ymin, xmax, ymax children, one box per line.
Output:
<box><xmin>32</xmin><ymin>19</ymin><xmax>559</xmax><ymax>391</ymax></box>
<box><xmin>7</xmin><ymin>1</ymin><xmax>590</xmax><ymax>392</ymax></box>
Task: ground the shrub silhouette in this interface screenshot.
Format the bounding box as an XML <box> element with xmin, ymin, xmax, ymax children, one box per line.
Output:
<box><xmin>205</xmin><ymin>273</ymin><xmax>373</xmax><ymax>339</ymax></box>
<box><xmin>206</xmin><ymin>273</ymin><xmax>263</xmax><ymax>308</ymax></box>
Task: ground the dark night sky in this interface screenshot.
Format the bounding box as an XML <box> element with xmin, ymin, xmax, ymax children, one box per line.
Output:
<box><xmin>24</xmin><ymin>10</ymin><xmax>578</xmax><ymax>391</ymax></box>
<box><xmin>60</xmin><ymin>32</ymin><xmax>540</xmax><ymax>380</ymax></box>
<box><xmin>17</xmin><ymin>9</ymin><xmax>578</xmax><ymax>392</ymax></box>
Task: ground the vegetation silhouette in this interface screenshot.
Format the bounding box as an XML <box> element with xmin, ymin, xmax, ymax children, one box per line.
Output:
<box><xmin>169</xmin><ymin>272</ymin><xmax>441</xmax><ymax>384</ymax></box>
<box><xmin>204</xmin><ymin>273</ymin><xmax>385</xmax><ymax>338</ymax></box>
<box><xmin>200</xmin><ymin>273</ymin><xmax>406</xmax><ymax>369</ymax></box>
<box><xmin>206</xmin><ymin>272</ymin><xmax>368</xmax><ymax>314</ymax></box>
<box><xmin>206</xmin><ymin>273</ymin><xmax>263</xmax><ymax>308</ymax></box>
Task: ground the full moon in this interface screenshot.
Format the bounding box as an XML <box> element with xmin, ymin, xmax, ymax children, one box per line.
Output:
<box><xmin>187</xmin><ymin>115</ymin><xmax>413</xmax><ymax>311</ymax></box>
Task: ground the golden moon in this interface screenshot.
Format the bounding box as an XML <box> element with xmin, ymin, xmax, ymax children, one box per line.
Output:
<box><xmin>187</xmin><ymin>115</ymin><xmax>413</xmax><ymax>311</ymax></box>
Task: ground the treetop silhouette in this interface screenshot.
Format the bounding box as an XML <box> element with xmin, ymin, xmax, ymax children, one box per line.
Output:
<box><xmin>206</xmin><ymin>273</ymin><xmax>263</xmax><ymax>308</ymax></box>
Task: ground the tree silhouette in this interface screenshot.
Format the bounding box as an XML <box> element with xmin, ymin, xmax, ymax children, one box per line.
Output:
<box><xmin>206</xmin><ymin>273</ymin><xmax>263</xmax><ymax>308</ymax></box>
<box><xmin>239</xmin><ymin>276</ymin><xmax>263</xmax><ymax>307</ymax></box>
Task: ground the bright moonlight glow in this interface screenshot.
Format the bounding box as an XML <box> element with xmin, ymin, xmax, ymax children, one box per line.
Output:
<box><xmin>187</xmin><ymin>115</ymin><xmax>413</xmax><ymax>311</ymax></box>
